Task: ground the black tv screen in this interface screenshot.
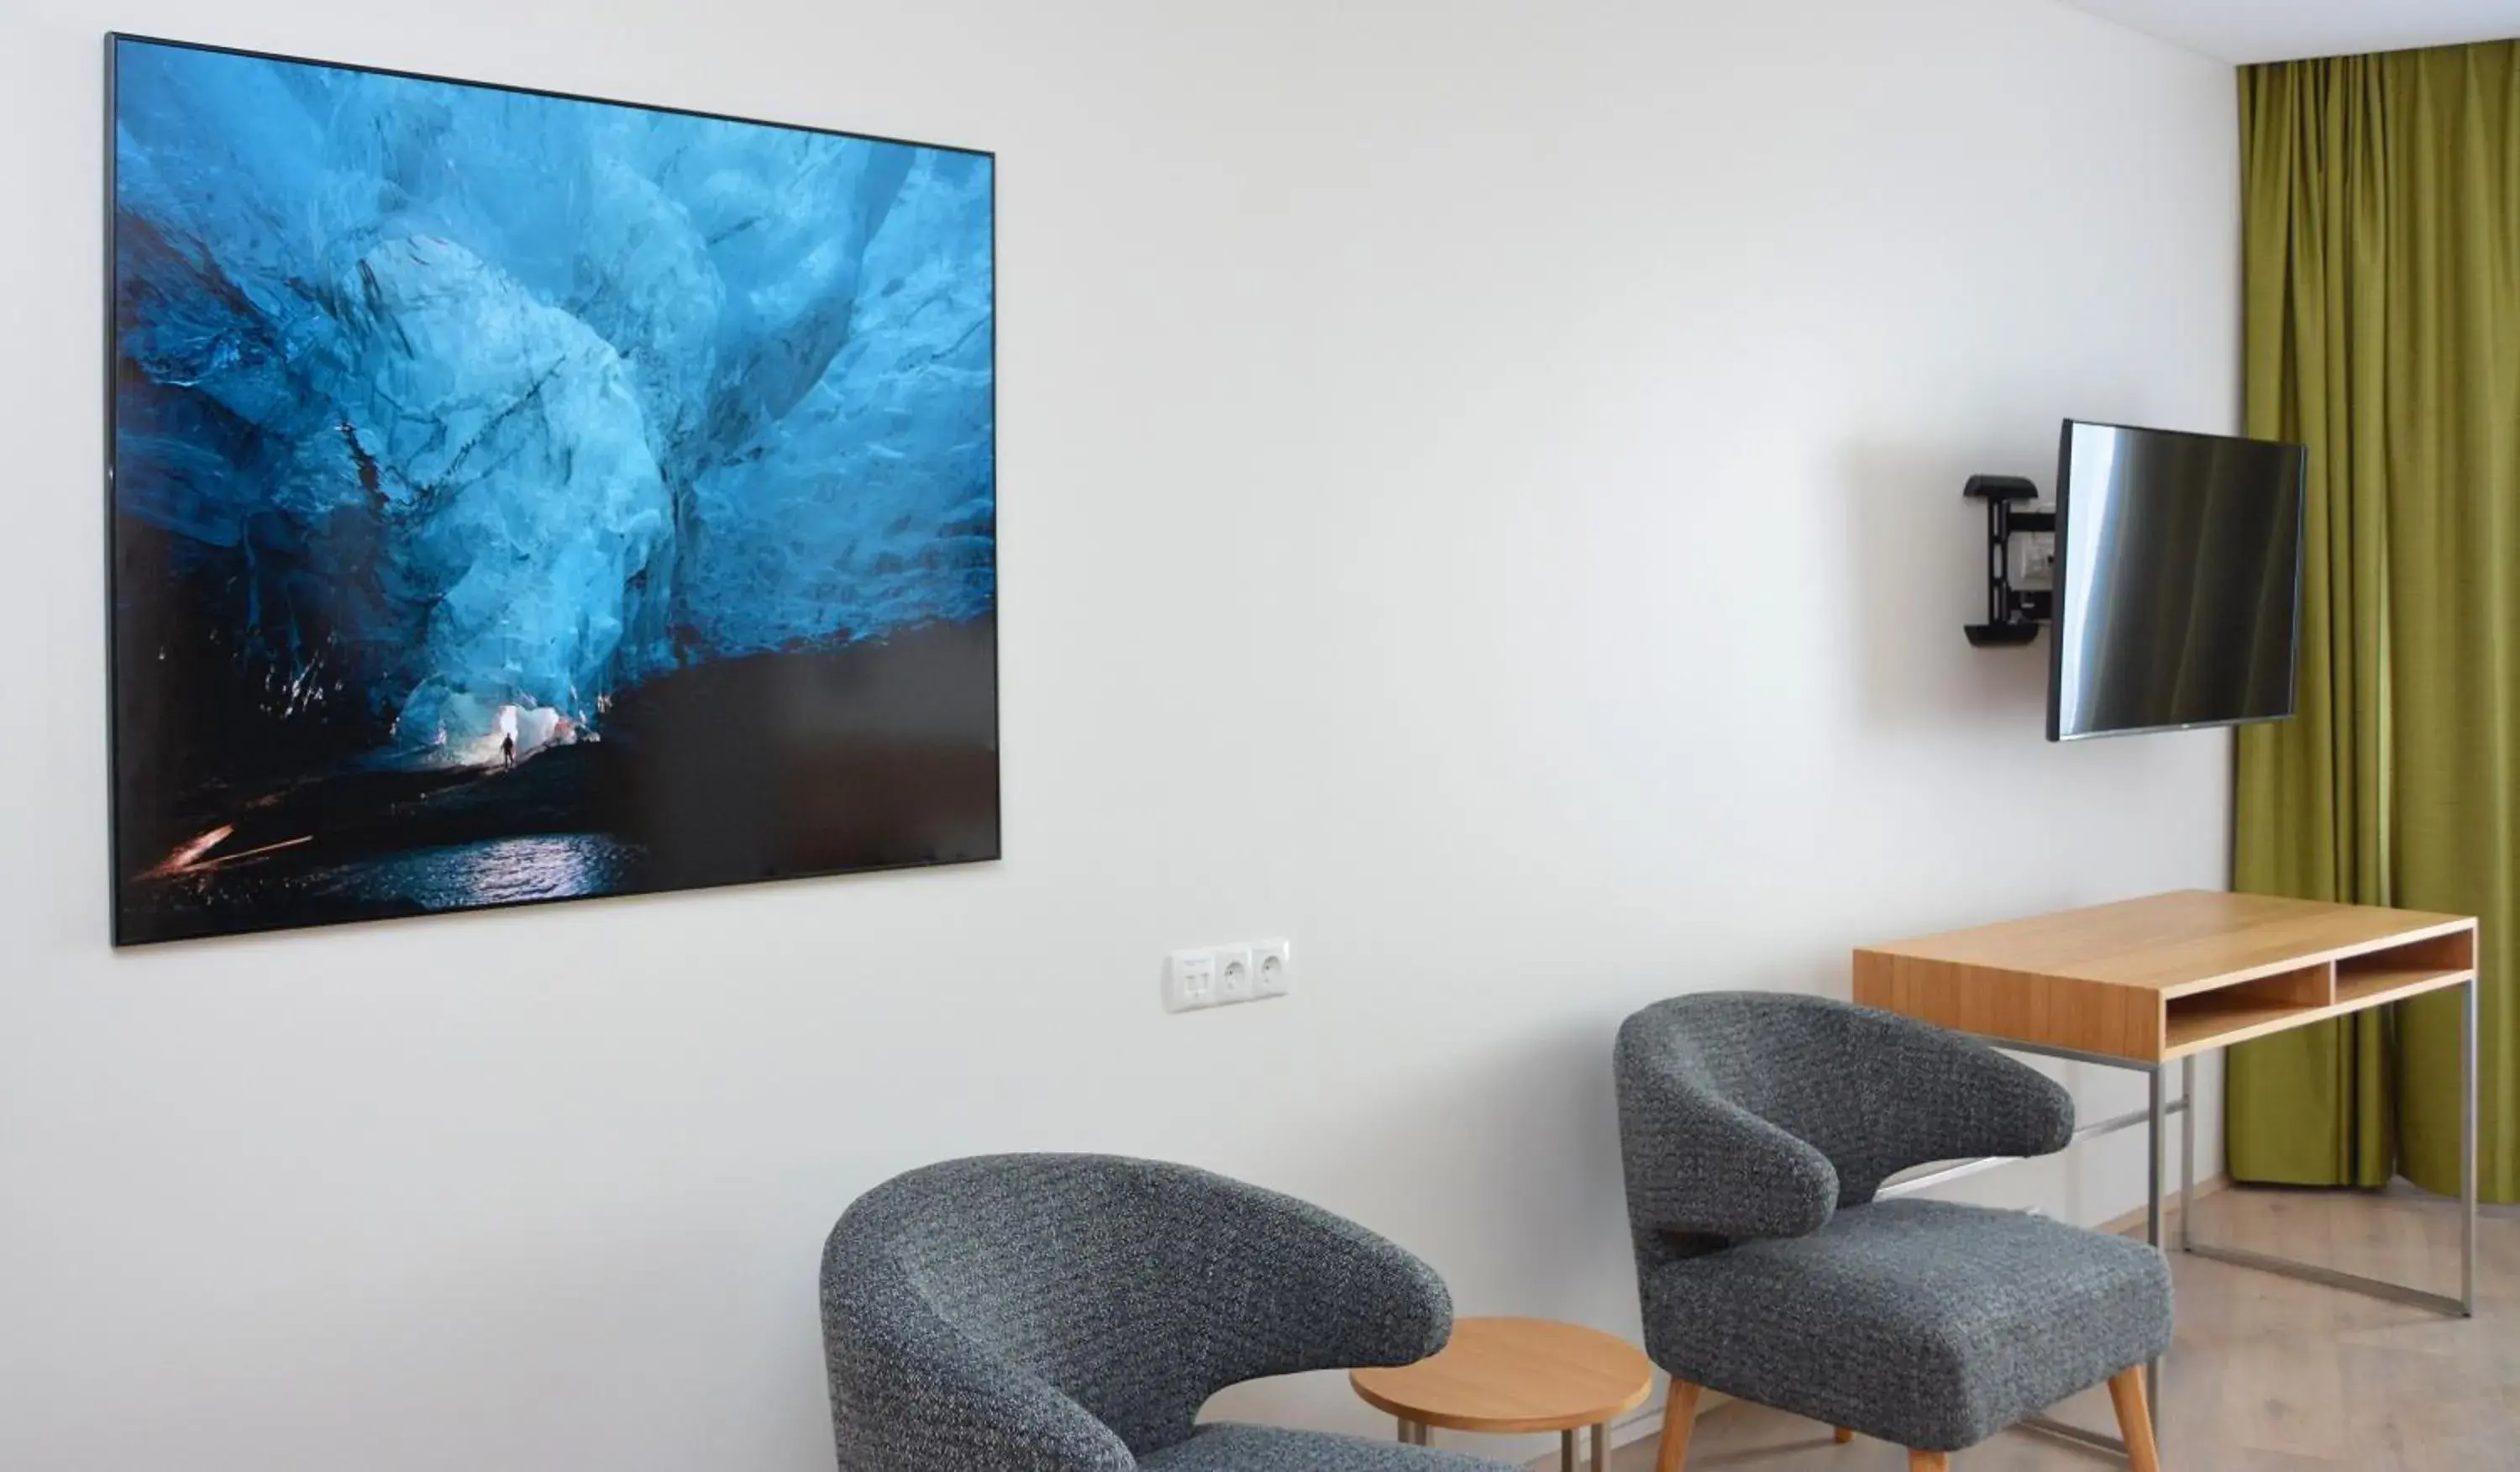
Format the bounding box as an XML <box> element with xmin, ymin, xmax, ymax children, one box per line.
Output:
<box><xmin>2049</xmin><ymin>421</ymin><xmax>2307</xmax><ymax>741</ymax></box>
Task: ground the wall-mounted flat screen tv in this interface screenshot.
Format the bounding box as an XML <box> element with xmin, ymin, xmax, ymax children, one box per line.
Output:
<box><xmin>2049</xmin><ymin>420</ymin><xmax>2307</xmax><ymax>742</ymax></box>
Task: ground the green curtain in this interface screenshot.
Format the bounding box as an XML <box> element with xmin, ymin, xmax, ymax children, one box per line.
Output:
<box><xmin>2229</xmin><ymin>41</ymin><xmax>2519</xmax><ymax>1202</ymax></box>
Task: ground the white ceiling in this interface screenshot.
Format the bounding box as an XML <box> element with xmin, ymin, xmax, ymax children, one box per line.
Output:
<box><xmin>2054</xmin><ymin>0</ymin><xmax>2520</xmax><ymax>62</ymax></box>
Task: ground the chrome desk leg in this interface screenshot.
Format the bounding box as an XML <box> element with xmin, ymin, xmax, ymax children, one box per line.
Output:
<box><xmin>2146</xmin><ymin>1065</ymin><xmax>2164</xmax><ymax>1434</ymax></box>
<box><xmin>1997</xmin><ymin>1019</ymin><xmax>2472</xmax><ymax>1464</ymax></box>
<box><xmin>2465</xmin><ymin>974</ymin><xmax>2480</xmax><ymax>1316</ymax></box>
<box><xmin>2179</xmin><ymin>1054</ymin><xmax>2197</xmax><ymax>1254</ymax></box>
<box><xmin>2024</xmin><ymin>1066</ymin><xmax>2171</xmax><ymax>1459</ymax></box>
<box><xmin>2183</xmin><ymin>1012</ymin><xmax>2478</xmax><ymax>1317</ymax></box>
<box><xmin>2019</xmin><ymin>1061</ymin><xmax>2166</xmax><ymax>1461</ymax></box>
<box><xmin>2147</xmin><ymin>1064</ymin><xmax>2166</xmax><ymax>1254</ymax></box>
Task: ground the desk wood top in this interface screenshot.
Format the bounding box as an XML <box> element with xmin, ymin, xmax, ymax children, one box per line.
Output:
<box><xmin>1348</xmin><ymin>1317</ymin><xmax>1653</xmax><ymax>1433</ymax></box>
<box><xmin>1855</xmin><ymin>890</ymin><xmax>2476</xmax><ymax>1063</ymax></box>
<box><xmin>1858</xmin><ymin>890</ymin><xmax>2473</xmax><ymax>998</ymax></box>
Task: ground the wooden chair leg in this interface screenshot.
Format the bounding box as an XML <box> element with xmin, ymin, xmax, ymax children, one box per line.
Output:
<box><xmin>2108</xmin><ymin>1367</ymin><xmax>2162</xmax><ymax>1472</ymax></box>
<box><xmin>1835</xmin><ymin>1427</ymin><xmax>1856</xmax><ymax>1443</ymax></box>
<box><xmin>1907</xmin><ymin>1453</ymin><xmax>1949</xmax><ymax>1471</ymax></box>
<box><xmin>1655</xmin><ymin>1380</ymin><xmax>1703</xmax><ymax>1472</ymax></box>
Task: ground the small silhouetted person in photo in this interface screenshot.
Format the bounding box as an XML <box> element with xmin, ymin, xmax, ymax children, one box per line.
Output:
<box><xmin>501</xmin><ymin>733</ymin><xmax>516</xmax><ymax>770</ymax></box>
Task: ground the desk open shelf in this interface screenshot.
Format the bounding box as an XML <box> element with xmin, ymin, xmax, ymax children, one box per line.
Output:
<box><xmin>1855</xmin><ymin>891</ymin><xmax>2476</xmax><ymax>1065</ymax></box>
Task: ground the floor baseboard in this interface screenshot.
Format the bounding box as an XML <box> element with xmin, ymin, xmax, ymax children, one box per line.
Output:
<box><xmin>2095</xmin><ymin>1172</ymin><xmax>2230</xmax><ymax>1237</ymax></box>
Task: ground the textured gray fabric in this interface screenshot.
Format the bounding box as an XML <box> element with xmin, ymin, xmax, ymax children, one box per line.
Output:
<box><xmin>1641</xmin><ymin>1199</ymin><xmax>2172</xmax><ymax>1451</ymax></box>
<box><xmin>822</xmin><ymin>1154</ymin><xmax>1503</xmax><ymax>1472</ymax></box>
<box><xmin>1614</xmin><ymin>993</ymin><xmax>2172</xmax><ymax>1453</ymax></box>
<box><xmin>1616</xmin><ymin>992</ymin><xmax>2076</xmax><ymax>1268</ymax></box>
<box><xmin>1139</xmin><ymin>1425</ymin><xmax>1508</xmax><ymax>1471</ymax></box>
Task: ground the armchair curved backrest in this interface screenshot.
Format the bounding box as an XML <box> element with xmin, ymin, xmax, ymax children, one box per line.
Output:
<box><xmin>821</xmin><ymin>1154</ymin><xmax>1454</xmax><ymax>1471</ymax></box>
<box><xmin>1614</xmin><ymin>993</ymin><xmax>2074</xmax><ymax>1270</ymax></box>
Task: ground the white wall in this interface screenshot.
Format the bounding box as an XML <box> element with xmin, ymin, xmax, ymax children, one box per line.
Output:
<box><xmin>0</xmin><ymin>1</ymin><xmax>2236</xmax><ymax>1468</ymax></box>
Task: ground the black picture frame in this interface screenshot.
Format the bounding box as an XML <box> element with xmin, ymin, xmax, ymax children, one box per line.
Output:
<box><xmin>107</xmin><ymin>34</ymin><xmax>1000</xmax><ymax>944</ymax></box>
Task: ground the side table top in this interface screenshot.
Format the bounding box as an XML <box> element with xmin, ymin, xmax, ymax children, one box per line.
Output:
<box><xmin>1349</xmin><ymin>1317</ymin><xmax>1654</xmax><ymax>1434</ymax></box>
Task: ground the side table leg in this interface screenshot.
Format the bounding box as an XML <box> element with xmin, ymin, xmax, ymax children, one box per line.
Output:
<box><xmin>1562</xmin><ymin>1428</ymin><xmax>1578</xmax><ymax>1472</ymax></box>
<box><xmin>1593</xmin><ymin>1422</ymin><xmax>1609</xmax><ymax>1469</ymax></box>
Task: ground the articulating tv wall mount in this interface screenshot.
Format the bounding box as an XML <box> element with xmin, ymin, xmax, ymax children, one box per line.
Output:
<box><xmin>1964</xmin><ymin>475</ymin><xmax>2054</xmax><ymax>647</ymax></box>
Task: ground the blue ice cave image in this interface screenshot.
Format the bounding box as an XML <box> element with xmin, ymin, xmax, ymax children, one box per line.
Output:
<box><xmin>109</xmin><ymin>37</ymin><xmax>998</xmax><ymax>943</ymax></box>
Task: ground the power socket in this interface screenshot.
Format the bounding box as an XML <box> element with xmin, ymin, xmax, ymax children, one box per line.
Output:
<box><xmin>1162</xmin><ymin>940</ymin><xmax>1291</xmax><ymax>1013</ymax></box>
<box><xmin>1215</xmin><ymin>946</ymin><xmax>1256</xmax><ymax>1003</ymax></box>
<box><xmin>1252</xmin><ymin>938</ymin><xmax>1291</xmax><ymax>997</ymax></box>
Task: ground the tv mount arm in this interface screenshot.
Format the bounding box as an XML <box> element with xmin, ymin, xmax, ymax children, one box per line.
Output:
<box><xmin>1964</xmin><ymin>475</ymin><xmax>2055</xmax><ymax>647</ymax></box>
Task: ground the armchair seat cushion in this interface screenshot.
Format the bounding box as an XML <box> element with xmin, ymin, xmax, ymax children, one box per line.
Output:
<box><xmin>1639</xmin><ymin>1199</ymin><xmax>2171</xmax><ymax>1452</ymax></box>
<box><xmin>1141</xmin><ymin>1425</ymin><xmax>1509</xmax><ymax>1471</ymax></box>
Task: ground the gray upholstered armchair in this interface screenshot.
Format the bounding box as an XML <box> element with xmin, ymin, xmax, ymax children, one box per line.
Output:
<box><xmin>1615</xmin><ymin>993</ymin><xmax>2172</xmax><ymax>1470</ymax></box>
<box><xmin>820</xmin><ymin>1154</ymin><xmax>1510</xmax><ymax>1472</ymax></box>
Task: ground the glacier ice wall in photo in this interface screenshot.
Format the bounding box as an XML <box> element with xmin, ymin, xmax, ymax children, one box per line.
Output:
<box><xmin>111</xmin><ymin>39</ymin><xmax>995</xmax><ymax>761</ymax></box>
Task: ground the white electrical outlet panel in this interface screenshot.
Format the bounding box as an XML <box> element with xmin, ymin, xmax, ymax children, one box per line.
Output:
<box><xmin>1252</xmin><ymin>939</ymin><xmax>1292</xmax><ymax>997</ymax></box>
<box><xmin>1163</xmin><ymin>940</ymin><xmax>1291</xmax><ymax>1013</ymax></box>
<box><xmin>1215</xmin><ymin>945</ymin><xmax>1256</xmax><ymax>1003</ymax></box>
<box><xmin>1164</xmin><ymin>950</ymin><xmax>1219</xmax><ymax>1012</ymax></box>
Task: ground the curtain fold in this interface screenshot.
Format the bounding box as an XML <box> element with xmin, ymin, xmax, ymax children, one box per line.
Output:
<box><xmin>2229</xmin><ymin>41</ymin><xmax>2518</xmax><ymax>1203</ymax></box>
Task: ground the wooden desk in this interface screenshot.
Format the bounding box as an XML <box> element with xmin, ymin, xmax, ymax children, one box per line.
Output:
<box><xmin>1854</xmin><ymin>890</ymin><xmax>2482</xmax><ymax>1456</ymax></box>
<box><xmin>1854</xmin><ymin>889</ymin><xmax>2476</xmax><ymax>1065</ymax></box>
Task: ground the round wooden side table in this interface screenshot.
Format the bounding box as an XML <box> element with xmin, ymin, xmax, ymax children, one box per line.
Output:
<box><xmin>1350</xmin><ymin>1317</ymin><xmax>1654</xmax><ymax>1470</ymax></box>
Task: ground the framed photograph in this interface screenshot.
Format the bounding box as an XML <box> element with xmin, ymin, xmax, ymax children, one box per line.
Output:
<box><xmin>108</xmin><ymin>35</ymin><xmax>998</xmax><ymax>944</ymax></box>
